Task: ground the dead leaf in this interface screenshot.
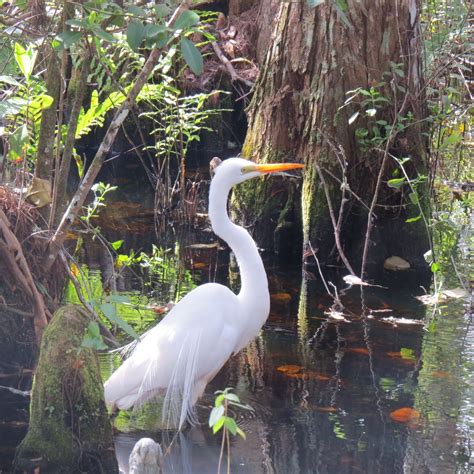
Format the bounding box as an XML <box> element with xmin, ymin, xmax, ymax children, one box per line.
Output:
<box><xmin>389</xmin><ymin>407</ymin><xmax>420</xmax><ymax>423</ymax></box>
<box><xmin>344</xmin><ymin>347</ymin><xmax>370</xmax><ymax>355</ymax></box>
<box><xmin>26</xmin><ymin>177</ymin><xmax>52</xmax><ymax>208</ymax></box>
<box><xmin>191</xmin><ymin>262</ymin><xmax>207</xmax><ymax>269</ymax></box>
<box><xmin>271</xmin><ymin>292</ymin><xmax>291</xmax><ymax>303</ymax></box>
<box><xmin>277</xmin><ymin>364</ymin><xmax>303</xmax><ymax>374</ymax></box>
<box><xmin>315</xmin><ymin>406</ymin><xmax>338</xmax><ymax>413</ymax></box>
<box><xmin>431</xmin><ymin>370</ymin><xmax>451</xmax><ymax>378</ymax></box>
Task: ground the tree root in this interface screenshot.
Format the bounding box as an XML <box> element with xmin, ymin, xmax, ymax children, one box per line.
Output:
<box><xmin>0</xmin><ymin>209</ymin><xmax>49</xmax><ymax>344</ymax></box>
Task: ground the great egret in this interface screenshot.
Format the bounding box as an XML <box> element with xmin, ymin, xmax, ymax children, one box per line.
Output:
<box><xmin>104</xmin><ymin>157</ymin><xmax>304</xmax><ymax>428</ymax></box>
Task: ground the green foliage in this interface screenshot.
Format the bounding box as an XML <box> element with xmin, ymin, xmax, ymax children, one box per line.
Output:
<box><xmin>209</xmin><ymin>388</ymin><xmax>253</xmax><ymax>473</ymax></box>
<box><xmin>81</xmin><ymin>182</ymin><xmax>118</xmax><ymax>224</ymax></box>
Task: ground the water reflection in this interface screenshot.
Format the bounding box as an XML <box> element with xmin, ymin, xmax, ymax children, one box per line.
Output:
<box><xmin>95</xmin><ymin>243</ymin><xmax>472</xmax><ymax>474</ymax></box>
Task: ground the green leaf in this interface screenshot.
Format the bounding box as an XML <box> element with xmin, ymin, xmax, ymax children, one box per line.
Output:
<box><xmin>348</xmin><ymin>111</ymin><xmax>359</xmax><ymax>124</ymax></box>
<box><xmin>209</xmin><ymin>405</ymin><xmax>225</xmax><ymax>427</ymax></box>
<box><xmin>236</xmin><ymin>427</ymin><xmax>246</xmax><ymax>439</ymax></box>
<box><xmin>66</xmin><ymin>19</ymin><xmax>87</xmax><ymax>28</ymax></box>
<box><xmin>215</xmin><ymin>394</ymin><xmax>225</xmax><ymax>407</ymax></box>
<box><xmin>9</xmin><ymin>124</ymin><xmax>29</xmax><ymax>157</ymax></box>
<box><xmin>0</xmin><ymin>98</ymin><xmax>27</xmax><ymax>118</ymax></box>
<box><xmin>224</xmin><ymin>393</ymin><xmax>240</xmax><ymax>403</ymax></box>
<box><xmin>82</xmin><ymin>321</ymin><xmax>108</xmax><ymax>350</ymax></box>
<box><xmin>180</xmin><ymin>38</ymin><xmax>203</xmax><ymax>75</ymax></box>
<box><xmin>223</xmin><ymin>417</ymin><xmax>238</xmax><ymax>435</ymax></box>
<box><xmin>127</xmin><ymin>20</ymin><xmax>146</xmax><ymax>51</ymax></box>
<box><xmin>405</xmin><ymin>215</ymin><xmax>421</xmax><ymax>223</ymax></box>
<box><xmin>212</xmin><ymin>416</ymin><xmax>225</xmax><ymax>434</ymax></box>
<box><xmin>387</xmin><ymin>177</ymin><xmax>405</xmax><ymax>189</ymax></box>
<box><xmin>56</xmin><ymin>31</ymin><xmax>83</xmax><ymax>49</ymax></box>
<box><xmin>92</xmin><ymin>26</ymin><xmax>116</xmax><ymax>43</ymax></box>
<box><xmin>145</xmin><ymin>24</ymin><xmax>168</xmax><ymax>38</ymax></box>
<box><xmin>14</xmin><ymin>43</ymin><xmax>37</xmax><ymax>80</ymax></box>
<box><xmin>100</xmin><ymin>302</ymin><xmax>140</xmax><ymax>339</ymax></box>
<box><xmin>400</xmin><ymin>348</ymin><xmax>415</xmax><ymax>360</ymax></box>
<box><xmin>155</xmin><ymin>32</ymin><xmax>170</xmax><ymax>49</ymax></box>
<box><xmin>154</xmin><ymin>4</ymin><xmax>171</xmax><ymax>19</ymax></box>
<box><xmin>128</xmin><ymin>5</ymin><xmax>146</xmax><ymax>17</ymax></box>
<box><xmin>430</xmin><ymin>262</ymin><xmax>440</xmax><ymax>273</ymax></box>
<box><xmin>0</xmin><ymin>75</ymin><xmax>22</xmax><ymax>87</ymax></box>
<box><xmin>408</xmin><ymin>192</ymin><xmax>419</xmax><ymax>205</ymax></box>
<box><xmin>111</xmin><ymin>240</ymin><xmax>124</xmax><ymax>251</ymax></box>
<box><xmin>307</xmin><ymin>0</ymin><xmax>325</xmax><ymax>7</ymax></box>
<box><xmin>173</xmin><ymin>11</ymin><xmax>200</xmax><ymax>30</ymax></box>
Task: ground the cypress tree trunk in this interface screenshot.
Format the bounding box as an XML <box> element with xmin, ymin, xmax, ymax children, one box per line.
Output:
<box><xmin>235</xmin><ymin>0</ymin><xmax>430</xmax><ymax>280</ymax></box>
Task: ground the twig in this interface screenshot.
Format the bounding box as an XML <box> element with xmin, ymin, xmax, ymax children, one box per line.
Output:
<box><xmin>0</xmin><ymin>209</ymin><xmax>49</xmax><ymax>343</ymax></box>
<box><xmin>211</xmin><ymin>42</ymin><xmax>254</xmax><ymax>88</ymax></box>
<box><xmin>315</xmin><ymin>164</ymin><xmax>355</xmax><ymax>276</ymax></box>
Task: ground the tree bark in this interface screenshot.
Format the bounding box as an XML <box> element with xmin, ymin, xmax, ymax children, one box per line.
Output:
<box><xmin>235</xmin><ymin>0</ymin><xmax>430</xmax><ymax>280</ymax></box>
<box><xmin>15</xmin><ymin>305</ymin><xmax>118</xmax><ymax>473</ymax></box>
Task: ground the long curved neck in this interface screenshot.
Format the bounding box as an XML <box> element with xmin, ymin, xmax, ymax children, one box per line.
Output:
<box><xmin>208</xmin><ymin>177</ymin><xmax>268</xmax><ymax>304</ymax></box>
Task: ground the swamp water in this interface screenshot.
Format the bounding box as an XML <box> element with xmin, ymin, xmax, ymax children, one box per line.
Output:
<box><xmin>0</xmin><ymin>193</ymin><xmax>472</xmax><ymax>474</ymax></box>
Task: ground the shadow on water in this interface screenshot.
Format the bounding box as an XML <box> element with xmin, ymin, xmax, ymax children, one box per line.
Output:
<box><xmin>0</xmin><ymin>191</ymin><xmax>472</xmax><ymax>473</ymax></box>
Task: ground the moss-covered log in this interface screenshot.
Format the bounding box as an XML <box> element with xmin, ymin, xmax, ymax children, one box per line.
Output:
<box><xmin>235</xmin><ymin>0</ymin><xmax>430</xmax><ymax>280</ymax></box>
<box><xmin>15</xmin><ymin>305</ymin><xmax>118</xmax><ymax>473</ymax></box>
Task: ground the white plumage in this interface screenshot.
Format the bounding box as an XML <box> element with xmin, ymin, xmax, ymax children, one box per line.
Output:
<box><xmin>104</xmin><ymin>157</ymin><xmax>304</xmax><ymax>428</ymax></box>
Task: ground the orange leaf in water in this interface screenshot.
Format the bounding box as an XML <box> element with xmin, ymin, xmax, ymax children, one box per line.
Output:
<box><xmin>315</xmin><ymin>406</ymin><xmax>338</xmax><ymax>413</ymax></box>
<box><xmin>389</xmin><ymin>407</ymin><xmax>420</xmax><ymax>423</ymax></box>
<box><xmin>271</xmin><ymin>292</ymin><xmax>291</xmax><ymax>303</ymax></box>
<box><xmin>431</xmin><ymin>370</ymin><xmax>450</xmax><ymax>378</ymax></box>
<box><xmin>344</xmin><ymin>347</ymin><xmax>370</xmax><ymax>355</ymax></box>
<box><xmin>277</xmin><ymin>364</ymin><xmax>303</xmax><ymax>374</ymax></box>
<box><xmin>192</xmin><ymin>262</ymin><xmax>207</xmax><ymax>269</ymax></box>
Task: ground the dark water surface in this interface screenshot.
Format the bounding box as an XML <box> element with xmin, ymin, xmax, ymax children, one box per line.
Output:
<box><xmin>94</xmin><ymin>233</ymin><xmax>472</xmax><ymax>474</ymax></box>
<box><xmin>0</xmin><ymin>191</ymin><xmax>472</xmax><ymax>473</ymax></box>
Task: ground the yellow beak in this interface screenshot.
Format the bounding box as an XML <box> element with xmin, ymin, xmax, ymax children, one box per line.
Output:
<box><xmin>244</xmin><ymin>162</ymin><xmax>304</xmax><ymax>174</ymax></box>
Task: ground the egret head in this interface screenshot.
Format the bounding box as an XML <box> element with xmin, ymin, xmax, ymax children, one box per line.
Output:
<box><xmin>210</xmin><ymin>157</ymin><xmax>304</xmax><ymax>187</ymax></box>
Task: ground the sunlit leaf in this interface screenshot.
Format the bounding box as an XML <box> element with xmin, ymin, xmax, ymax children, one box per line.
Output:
<box><xmin>405</xmin><ymin>215</ymin><xmax>421</xmax><ymax>223</ymax></box>
<box><xmin>100</xmin><ymin>302</ymin><xmax>140</xmax><ymax>339</ymax></box>
<box><xmin>212</xmin><ymin>416</ymin><xmax>225</xmax><ymax>433</ymax></box>
<box><xmin>209</xmin><ymin>405</ymin><xmax>224</xmax><ymax>427</ymax></box>
<box><xmin>14</xmin><ymin>43</ymin><xmax>37</xmax><ymax>80</ymax></box>
<box><xmin>387</xmin><ymin>177</ymin><xmax>405</xmax><ymax>189</ymax></box>
<box><xmin>348</xmin><ymin>111</ymin><xmax>359</xmax><ymax>124</ymax></box>
<box><xmin>399</xmin><ymin>348</ymin><xmax>415</xmax><ymax>360</ymax></box>
<box><xmin>111</xmin><ymin>240</ymin><xmax>124</xmax><ymax>251</ymax></box>
<box><xmin>366</xmin><ymin>108</ymin><xmax>376</xmax><ymax>117</ymax></box>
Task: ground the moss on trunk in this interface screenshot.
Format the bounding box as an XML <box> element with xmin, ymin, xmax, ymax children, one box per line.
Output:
<box><xmin>15</xmin><ymin>305</ymin><xmax>118</xmax><ymax>473</ymax></box>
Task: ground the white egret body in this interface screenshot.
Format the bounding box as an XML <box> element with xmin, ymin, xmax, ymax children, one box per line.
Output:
<box><xmin>104</xmin><ymin>158</ymin><xmax>303</xmax><ymax>428</ymax></box>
